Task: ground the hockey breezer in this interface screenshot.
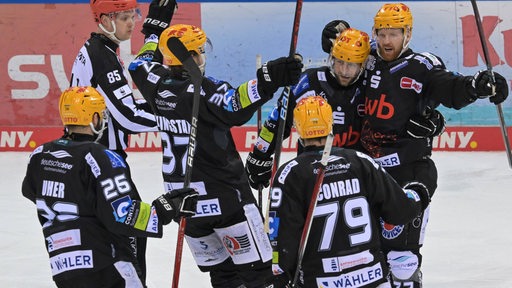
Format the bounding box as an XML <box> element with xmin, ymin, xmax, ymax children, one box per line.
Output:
<box><xmin>166</xmin><ymin>36</ymin><xmax>203</xmax><ymax>288</ymax></box>
<box><xmin>470</xmin><ymin>0</ymin><xmax>512</xmax><ymax>169</ymax></box>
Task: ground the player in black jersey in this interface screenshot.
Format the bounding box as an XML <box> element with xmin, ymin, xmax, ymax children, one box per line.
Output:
<box><xmin>21</xmin><ymin>86</ymin><xmax>198</xmax><ymax>288</ymax></box>
<box><xmin>321</xmin><ymin>3</ymin><xmax>509</xmax><ymax>287</ymax></box>
<box><xmin>128</xmin><ymin>24</ymin><xmax>303</xmax><ymax>287</ymax></box>
<box><xmin>245</xmin><ymin>27</ymin><xmax>444</xmax><ymax>193</ymax></box>
<box><xmin>267</xmin><ymin>96</ymin><xmax>430</xmax><ymax>288</ymax></box>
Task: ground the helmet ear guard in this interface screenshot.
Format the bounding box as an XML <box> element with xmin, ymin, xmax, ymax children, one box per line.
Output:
<box><xmin>293</xmin><ymin>96</ymin><xmax>333</xmax><ymax>140</ymax></box>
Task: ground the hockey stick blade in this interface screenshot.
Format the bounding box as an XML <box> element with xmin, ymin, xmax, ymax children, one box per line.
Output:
<box><xmin>167</xmin><ymin>36</ymin><xmax>203</xmax><ymax>288</ymax></box>
<box><xmin>167</xmin><ymin>37</ymin><xmax>203</xmax><ymax>84</ymax></box>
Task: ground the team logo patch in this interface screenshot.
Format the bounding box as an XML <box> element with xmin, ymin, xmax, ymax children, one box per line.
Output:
<box><xmin>223</xmin><ymin>234</ymin><xmax>251</xmax><ymax>256</ymax></box>
<box><xmin>380</xmin><ymin>218</ymin><xmax>404</xmax><ymax>239</ymax></box>
<box><xmin>104</xmin><ymin>149</ymin><xmax>126</xmax><ymax>168</ymax></box>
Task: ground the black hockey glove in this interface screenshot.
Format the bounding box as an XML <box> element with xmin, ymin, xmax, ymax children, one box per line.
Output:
<box><xmin>153</xmin><ymin>187</ymin><xmax>199</xmax><ymax>225</ymax></box>
<box><xmin>245</xmin><ymin>152</ymin><xmax>273</xmax><ymax>190</ymax></box>
<box><xmin>141</xmin><ymin>0</ymin><xmax>178</xmax><ymax>37</ymax></box>
<box><xmin>257</xmin><ymin>54</ymin><xmax>303</xmax><ymax>95</ymax></box>
<box><xmin>403</xmin><ymin>181</ymin><xmax>431</xmax><ymax>211</ymax></box>
<box><xmin>472</xmin><ymin>70</ymin><xmax>509</xmax><ymax>105</ymax></box>
<box><xmin>406</xmin><ymin>109</ymin><xmax>445</xmax><ymax>138</ymax></box>
<box><xmin>321</xmin><ymin>19</ymin><xmax>350</xmax><ymax>54</ymax></box>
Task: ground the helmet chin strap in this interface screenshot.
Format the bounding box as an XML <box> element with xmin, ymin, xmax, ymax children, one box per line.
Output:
<box><xmin>90</xmin><ymin>118</ymin><xmax>107</xmax><ymax>143</ymax></box>
<box><xmin>99</xmin><ymin>20</ymin><xmax>122</xmax><ymax>44</ymax></box>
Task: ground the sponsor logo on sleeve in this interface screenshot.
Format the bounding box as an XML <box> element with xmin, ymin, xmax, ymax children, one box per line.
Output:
<box><xmin>111</xmin><ymin>195</ymin><xmax>133</xmax><ymax>222</ymax></box>
<box><xmin>113</xmin><ymin>84</ymin><xmax>132</xmax><ymax>100</ymax></box>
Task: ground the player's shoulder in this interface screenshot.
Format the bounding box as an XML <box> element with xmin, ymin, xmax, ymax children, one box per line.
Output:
<box><xmin>408</xmin><ymin>49</ymin><xmax>446</xmax><ymax>68</ymax></box>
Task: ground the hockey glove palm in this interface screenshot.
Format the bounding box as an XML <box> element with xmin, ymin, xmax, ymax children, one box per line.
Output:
<box><xmin>246</xmin><ymin>152</ymin><xmax>273</xmax><ymax>190</ymax></box>
<box><xmin>321</xmin><ymin>20</ymin><xmax>350</xmax><ymax>54</ymax></box>
<box><xmin>141</xmin><ymin>0</ymin><xmax>178</xmax><ymax>37</ymax></box>
<box><xmin>257</xmin><ymin>55</ymin><xmax>303</xmax><ymax>95</ymax></box>
<box><xmin>472</xmin><ymin>70</ymin><xmax>509</xmax><ymax>105</ymax></box>
<box><xmin>153</xmin><ymin>187</ymin><xmax>199</xmax><ymax>225</ymax></box>
<box><xmin>406</xmin><ymin>109</ymin><xmax>445</xmax><ymax>138</ymax></box>
<box><xmin>403</xmin><ymin>181</ymin><xmax>431</xmax><ymax>211</ymax></box>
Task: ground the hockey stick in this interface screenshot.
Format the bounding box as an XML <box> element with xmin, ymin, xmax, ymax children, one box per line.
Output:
<box><xmin>291</xmin><ymin>133</ymin><xmax>334</xmax><ymax>287</ymax></box>
<box><xmin>256</xmin><ymin>56</ymin><xmax>264</xmax><ymax>213</ymax></box>
<box><xmin>264</xmin><ymin>0</ymin><xmax>304</xmax><ymax>232</ymax></box>
<box><xmin>167</xmin><ymin>36</ymin><xmax>203</xmax><ymax>288</ymax></box>
<box><xmin>470</xmin><ymin>0</ymin><xmax>512</xmax><ymax>169</ymax></box>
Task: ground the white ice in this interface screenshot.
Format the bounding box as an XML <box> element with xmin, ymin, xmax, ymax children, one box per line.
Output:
<box><xmin>2</xmin><ymin>151</ymin><xmax>511</xmax><ymax>287</ymax></box>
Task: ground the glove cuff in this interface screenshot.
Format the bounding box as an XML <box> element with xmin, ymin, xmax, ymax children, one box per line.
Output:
<box><xmin>403</xmin><ymin>181</ymin><xmax>431</xmax><ymax>211</ymax></box>
<box><xmin>257</xmin><ymin>64</ymin><xmax>279</xmax><ymax>95</ymax></box>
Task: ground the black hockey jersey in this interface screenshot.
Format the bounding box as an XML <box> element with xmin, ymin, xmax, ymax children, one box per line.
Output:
<box><xmin>128</xmin><ymin>57</ymin><xmax>276</xmax><ymax>205</ymax></box>
<box><xmin>269</xmin><ymin>146</ymin><xmax>424</xmax><ymax>287</ymax></box>
<box><xmin>361</xmin><ymin>48</ymin><xmax>476</xmax><ymax>166</ymax></box>
<box><xmin>253</xmin><ymin>66</ymin><xmax>365</xmax><ymax>158</ymax></box>
<box><xmin>21</xmin><ymin>137</ymin><xmax>162</xmax><ymax>282</ymax></box>
<box><xmin>70</xmin><ymin>33</ymin><xmax>158</xmax><ymax>157</ymax></box>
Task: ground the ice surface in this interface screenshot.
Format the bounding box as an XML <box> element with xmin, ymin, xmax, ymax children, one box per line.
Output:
<box><xmin>2</xmin><ymin>151</ymin><xmax>511</xmax><ymax>287</ymax></box>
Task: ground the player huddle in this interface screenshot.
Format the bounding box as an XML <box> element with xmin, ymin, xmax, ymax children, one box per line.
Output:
<box><xmin>22</xmin><ymin>1</ymin><xmax>508</xmax><ymax>288</ymax></box>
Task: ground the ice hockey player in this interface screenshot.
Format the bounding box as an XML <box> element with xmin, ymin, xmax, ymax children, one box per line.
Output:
<box><xmin>245</xmin><ymin>27</ymin><xmax>445</xmax><ymax>192</ymax></box>
<box><xmin>21</xmin><ymin>86</ymin><xmax>198</xmax><ymax>288</ymax></box>
<box><xmin>267</xmin><ymin>95</ymin><xmax>430</xmax><ymax>288</ymax></box>
<box><xmin>321</xmin><ymin>3</ymin><xmax>509</xmax><ymax>287</ymax></box>
<box><xmin>128</xmin><ymin>24</ymin><xmax>303</xmax><ymax>287</ymax></box>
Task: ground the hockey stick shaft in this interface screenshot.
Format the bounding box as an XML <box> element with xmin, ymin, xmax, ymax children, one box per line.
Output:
<box><xmin>470</xmin><ymin>0</ymin><xmax>512</xmax><ymax>169</ymax></box>
<box><xmin>291</xmin><ymin>134</ymin><xmax>334</xmax><ymax>287</ymax></box>
<box><xmin>264</xmin><ymin>0</ymin><xmax>304</xmax><ymax>233</ymax></box>
<box><xmin>167</xmin><ymin>37</ymin><xmax>203</xmax><ymax>288</ymax></box>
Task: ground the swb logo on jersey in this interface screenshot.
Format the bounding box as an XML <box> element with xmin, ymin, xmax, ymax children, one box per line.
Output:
<box><xmin>380</xmin><ymin>218</ymin><xmax>404</xmax><ymax>239</ymax></box>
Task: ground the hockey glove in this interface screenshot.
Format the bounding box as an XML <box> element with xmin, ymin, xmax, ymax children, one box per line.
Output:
<box><xmin>257</xmin><ymin>54</ymin><xmax>303</xmax><ymax>95</ymax></box>
<box><xmin>406</xmin><ymin>109</ymin><xmax>445</xmax><ymax>138</ymax></box>
<box><xmin>472</xmin><ymin>70</ymin><xmax>509</xmax><ymax>105</ymax></box>
<box><xmin>141</xmin><ymin>0</ymin><xmax>178</xmax><ymax>37</ymax></box>
<box><xmin>403</xmin><ymin>181</ymin><xmax>431</xmax><ymax>211</ymax></box>
<box><xmin>321</xmin><ymin>20</ymin><xmax>350</xmax><ymax>54</ymax></box>
<box><xmin>153</xmin><ymin>187</ymin><xmax>199</xmax><ymax>225</ymax></box>
<box><xmin>246</xmin><ymin>152</ymin><xmax>273</xmax><ymax>190</ymax></box>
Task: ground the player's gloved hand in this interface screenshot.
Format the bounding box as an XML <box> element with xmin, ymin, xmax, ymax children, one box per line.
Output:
<box><xmin>264</xmin><ymin>274</ymin><xmax>292</xmax><ymax>288</ymax></box>
<box><xmin>321</xmin><ymin>20</ymin><xmax>350</xmax><ymax>54</ymax></box>
<box><xmin>257</xmin><ymin>54</ymin><xmax>303</xmax><ymax>95</ymax></box>
<box><xmin>472</xmin><ymin>70</ymin><xmax>509</xmax><ymax>104</ymax></box>
<box><xmin>141</xmin><ymin>0</ymin><xmax>178</xmax><ymax>37</ymax></box>
<box><xmin>403</xmin><ymin>181</ymin><xmax>431</xmax><ymax>211</ymax></box>
<box><xmin>245</xmin><ymin>152</ymin><xmax>273</xmax><ymax>190</ymax></box>
<box><xmin>153</xmin><ymin>187</ymin><xmax>199</xmax><ymax>225</ymax></box>
<box><xmin>406</xmin><ymin>109</ymin><xmax>445</xmax><ymax>138</ymax></box>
